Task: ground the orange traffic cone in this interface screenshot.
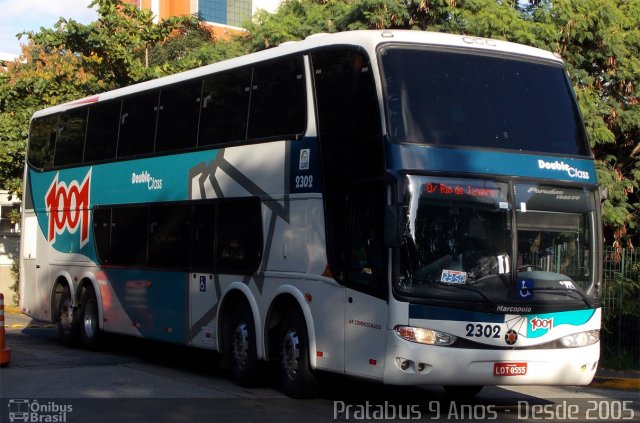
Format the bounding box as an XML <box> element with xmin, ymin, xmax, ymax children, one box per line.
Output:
<box><xmin>0</xmin><ymin>293</ymin><xmax>11</xmax><ymax>367</ymax></box>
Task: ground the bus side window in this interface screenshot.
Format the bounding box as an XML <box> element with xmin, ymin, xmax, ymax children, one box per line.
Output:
<box><xmin>192</xmin><ymin>203</ymin><xmax>216</xmax><ymax>269</ymax></box>
<box><xmin>216</xmin><ymin>200</ymin><xmax>262</xmax><ymax>274</ymax></box>
<box><xmin>311</xmin><ymin>48</ymin><xmax>380</xmax><ymax>137</ymax></box>
<box><xmin>118</xmin><ymin>90</ymin><xmax>159</xmax><ymax>158</ymax></box>
<box><xmin>148</xmin><ymin>204</ymin><xmax>192</xmax><ymax>267</ymax></box>
<box><xmin>93</xmin><ymin>207</ymin><xmax>112</xmax><ymax>264</ymax></box>
<box><xmin>110</xmin><ymin>206</ymin><xmax>148</xmax><ymax>266</ymax></box>
<box><xmin>311</xmin><ymin>47</ymin><xmax>384</xmax><ymax>282</ymax></box>
<box><xmin>28</xmin><ymin>115</ymin><xmax>58</xmax><ymax>169</ymax></box>
<box><xmin>84</xmin><ymin>100</ymin><xmax>120</xmax><ymax>163</ymax></box>
<box><xmin>54</xmin><ymin>108</ymin><xmax>87</xmax><ymax>167</ymax></box>
<box><xmin>199</xmin><ymin>68</ymin><xmax>251</xmax><ymax>146</ymax></box>
<box><xmin>156</xmin><ymin>79</ymin><xmax>202</xmax><ymax>152</ymax></box>
<box><xmin>247</xmin><ymin>56</ymin><xmax>306</xmax><ymax>141</ymax></box>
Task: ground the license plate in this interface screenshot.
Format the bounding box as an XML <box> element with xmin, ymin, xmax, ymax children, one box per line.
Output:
<box><xmin>493</xmin><ymin>362</ymin><xmax>527</xmax><ymax>376</ymax></box>
<box><xmin>440</xmin><ymin>269</ymin><xmax>467</xmax><ymax>284</ymax></box>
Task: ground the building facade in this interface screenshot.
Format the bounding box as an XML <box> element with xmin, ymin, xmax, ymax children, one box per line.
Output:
<box><xmin>123</xmin><ymin>0</ymin><xmax>281</xmax><ymax>28</ymax></box>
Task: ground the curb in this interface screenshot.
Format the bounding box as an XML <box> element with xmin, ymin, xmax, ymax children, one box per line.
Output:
<box><xmin>5</xmin><ymin>306</ymin><xmax>21</xmax><ymax>314</ymax></box>
<box><xmin>590</xmin><ymin>377</ymin><xmax>640</xmax><ymax>391</ymax></box>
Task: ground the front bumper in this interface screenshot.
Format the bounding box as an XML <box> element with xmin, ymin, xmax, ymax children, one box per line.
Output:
<box><xmin>383</xmin><ymin>330</ymin><xmax>599</xmax><ymax>386</ymax></box>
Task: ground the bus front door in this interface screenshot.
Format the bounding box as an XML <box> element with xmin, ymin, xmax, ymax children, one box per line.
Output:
<box><xmin>343</xmin><ymin>183</ymin><xmax>388</xmax><ymax>379</ymax></box>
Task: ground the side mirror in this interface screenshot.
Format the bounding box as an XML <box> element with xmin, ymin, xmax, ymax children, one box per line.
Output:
<box><xmin>384</xmin><ymin>205</ymin><xmax>401</xmax><ymax>248</ymax></box>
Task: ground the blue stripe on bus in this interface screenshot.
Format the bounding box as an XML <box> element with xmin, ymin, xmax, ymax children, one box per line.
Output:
<box><xmin>387</xmin><ymin>144</ymin><xmax>597</xmax><ymax>185</ymax></box>
<box><xmin>409</xmin><ymin>304</ymin><xmax>506</xmax><ymax>323</ymax></box>
<box><xmin>106</xmin><ymin>268</ymin><xmax>188</xmax><ymax>344</ymax></box>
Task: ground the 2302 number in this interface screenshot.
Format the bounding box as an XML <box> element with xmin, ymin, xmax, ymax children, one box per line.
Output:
<box><xmin>466</xmin><ymin>323</ymin><xmax>501</xmax><ymax>338</ymax></box>
<box><xmin>295</xmin><ymin>175</ymin><xmax>313</xmax><ymax>189</ymax></box>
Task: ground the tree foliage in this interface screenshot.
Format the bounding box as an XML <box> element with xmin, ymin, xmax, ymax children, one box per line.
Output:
<box><xmin>0</xmin><ymin>0</ymin><xmax>638</xmax><ymax>247</ymax></box>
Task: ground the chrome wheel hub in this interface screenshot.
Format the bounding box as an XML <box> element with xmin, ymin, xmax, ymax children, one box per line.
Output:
<box><xmin>232</xmin><ymin>323</ymin><xmax>250</xmax><ymax>370</ymax></box>
<box><xmin>281</xmin><ymin>328</ymin><xmax>300</xmax><ymax>381</ymax></box>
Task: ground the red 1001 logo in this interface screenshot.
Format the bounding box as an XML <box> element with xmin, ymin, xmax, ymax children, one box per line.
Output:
<box><xmin>45</xmin><ymin>169</ymin><xmax>91</xmax><ymax>248</ymax></box>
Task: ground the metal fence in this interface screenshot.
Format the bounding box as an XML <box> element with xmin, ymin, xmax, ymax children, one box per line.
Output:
<box><xmin>601</xmin><ymin>247</ymin><xmax>640</xmax><ymax>367</ymax></box>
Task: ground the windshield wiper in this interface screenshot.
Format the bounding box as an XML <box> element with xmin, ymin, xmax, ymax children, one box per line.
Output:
<box><xmin>444</xmin><ymin>282</ymin><xmax>498</xmax><ymax>307</ymax></box>
<box><xmin>403</xmin><ymin>275</ymin><xmax>497</xmax><ymax>307</ymax></box>
<box><xmin>527</xmin><ymin>287</ymin><xmax>593</xmax><ymax>308</ymax></box>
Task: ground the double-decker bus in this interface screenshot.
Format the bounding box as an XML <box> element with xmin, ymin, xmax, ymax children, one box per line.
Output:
<box><xmin>19</xmin><ymin>30</ymin><xmax>602</xmax><ymax>398</ymax></box>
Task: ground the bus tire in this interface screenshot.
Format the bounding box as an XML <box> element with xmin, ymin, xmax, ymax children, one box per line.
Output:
<box><xmin>279</xmin><ymin>310</ymin><xmax>318</xmax><ymax>398</ymax></box>
<box><xmin>228</xmin><ymin>304</ymin><xmax>259</xmax><ymax>387</ymax></box>
<box><xmin>79</xmin><ymin>285</ymin><xmax>101</xmax><ymax>350</ymax></box>
<box><xmin>443</xmin><ymin>385</ymin><xmax>483</xmax><ymax>397</ymax></box>
<box><xmin>56</xmin><ymin>285</ymin><xmax>79</xmax><ymax>346</ymax></box>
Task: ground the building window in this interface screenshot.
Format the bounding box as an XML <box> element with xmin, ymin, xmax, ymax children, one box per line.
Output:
<box><xmin>227</xmin><ymin>0</ymin><xmax>252</xmax><ymax>27</ymax></box>
<box><xmin>199</xmin><ymin>0</ymin><xmax>228</xmax><ymax>25</ymax></box>
<box><xmin>199</xmin><ymin>0</ymin><xmax>252</xmax><ymax>26</ymax></box>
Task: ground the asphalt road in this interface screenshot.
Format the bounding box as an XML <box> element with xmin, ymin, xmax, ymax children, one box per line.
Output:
<box><xmin>1</xmin><ymin>310</ymin><xmax>638</xmax><ymax>422</ymax></box>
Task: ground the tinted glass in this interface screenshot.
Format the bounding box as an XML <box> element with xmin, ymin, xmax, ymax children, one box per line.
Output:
<box><xmin>347</xmin><ymin>184</ymin><xmax>386</xmax><ymax>295</ymax></box>
<box><xmin>28</xmin><ymin>115</ymin><xmax>58</xmax><ymax>169</ymax></box>
<box><xmin>93</xmin><ymin>207</ymin><xmax>112</xmax><ymax>264</ymax></box>
<box><xmin>247</xmin><ymin>56</ymin><xmax>306</xmax><ymax>140</ymax></box>
<box><xmin>380</xmin><ymin>47</ymin><xmax>590</xmax><ymax>156</ymax></box>
<box><xmin>515</xmin><ymin>183</ymin><xmax>597</xmax><ymax>299</ymax></box>
<box><xmin>156</xmin><ymin>80</ymin><xmax>202</xmax><ymax>152</ymax></box>
<box><xmin>192</xmin><ymin>203</ymin><xmax>216</xmax><ymax>268</ymax></box>
<box><xmin>85</xmin><ymin>100</ymin><xmax>120</xmax><ymax>162</ymax></box>
<box><xmin>312</xmin><ymin>48</ymin><xmax>380</xmax><ymax>136</ymax></box>
<box><xmin>148</xmin><ymin>204</ymin><xmax>191</xmax><ymax>267</ymax></box>
<box><xmin>54</xmin><ymin>108</ymin><xmax>87</xmax><ymax>166</ymax></box>
<box><xmin>398</xmin><ymin>176</ymin><xmax>512</xmax><ymax>303</ymax></box>
<box><xmin>199</xmin><ymin>68</ymin><xmax>251</xmax><ymax>146</ymax></box>
<box><xmin>110</xmin><ymin>206</ymin><xmax>148</xmax><ymax>265</ymax></box>
<box><xmin>118</xmin><ymin>91</ymin><xmax>159</xmax><ymax>157</ymax></box>
<box><xmin>216</xmin><ymin>200</ymin><xmax>262</xmax><ymax>272</ymax></box>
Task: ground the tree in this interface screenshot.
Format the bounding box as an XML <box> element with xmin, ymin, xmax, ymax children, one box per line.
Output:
<box><xmin>544</xmin><ymin>0</ymin><xmax>640</xmax><ymax>249</ymax></box>
<box><xmin>147</xmin><ymin>17</ymin><xmax>248</xmax><ymax>73</ymax></box>
<box><xmin>24</xmin><ymin>0</ymin><xmax>198</xmax><ymax>87</ymax></box>
<box><xmin>0</xmin><ymin>42</ymin><xmax>107</xmax><ymax>197</ymax></box>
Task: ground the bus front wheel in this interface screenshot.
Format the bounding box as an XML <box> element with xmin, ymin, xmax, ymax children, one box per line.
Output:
<box><xmin>56</xmin><ymin>285</ymin><xmax>79</xmax><ymax>346</ymax></box>
<box><xmin>79</xmin><ymin>285</ymin><xmax>101</xmax><ymax>350</ymax></box>
<box><xmin>279</xmin><ymin>310</ymin><xmax>318</xmax><ymax>398</ymax></box>
<box><xmin>228</xmin><ymin>304</ymin><xmax>259</xmax><ymax>387</ymax></box>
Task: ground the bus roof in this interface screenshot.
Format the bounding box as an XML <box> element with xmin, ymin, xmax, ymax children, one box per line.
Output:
<box><xmin>32</xmin><ymin>29</ymin><xmax>563</xmax><ymax>119</ymax></box>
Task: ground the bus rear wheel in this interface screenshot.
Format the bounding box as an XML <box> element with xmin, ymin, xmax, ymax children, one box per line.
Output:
<box><xmin>79</xmin><ymin>285</ymin><xmax>101</xmax><ymax>350</ymax></box>
<box><xmin>228</xmin><ymin>304</ymin><xmax>259</xmax><ymax>387</ymax></box>
<box><xmin>279</xmin><ymin>310</ymin><xmax>318</xmax><ymax>398</ymax></box>
<box><xmin>56</xmin><ymin>285</ymin><xmax>79</xmax><ymax>346</ymax></box>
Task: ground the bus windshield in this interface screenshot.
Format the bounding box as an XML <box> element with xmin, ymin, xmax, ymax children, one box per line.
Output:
<box><xmin>380</xmin><ymin>46</ymin><xmax>590</xmax><ymax>156</ymax></box>
<box><xmin>397</xmin><ymin>176</ymin><xmax>599</xmax><ymax>307</ymax></box>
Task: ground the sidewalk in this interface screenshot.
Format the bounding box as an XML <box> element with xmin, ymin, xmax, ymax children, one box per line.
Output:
<box><xmin>2</xmin><ymin>305</ymin><xmax>638</xmax><ymax>391</ymax></box>
<box><xmin>592</xmin><ymin>368</ymin><xmax>640</xmax><ymax>391</ymax></box>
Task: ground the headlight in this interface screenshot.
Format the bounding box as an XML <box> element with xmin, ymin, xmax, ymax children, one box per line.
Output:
<box><xmin>394</xmin><ymin>326</ymin><xmax>457</xmax><ymax>346</ymax></box>
<box><xmin>559</xmin><ymin>330</ymin><xmax>600</xmax><ymax>348</ymax></box>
